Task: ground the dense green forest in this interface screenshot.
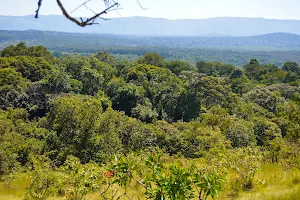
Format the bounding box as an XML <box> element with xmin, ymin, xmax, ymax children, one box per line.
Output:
<box><xmin>1</xmin><ymin>30</ymin><xmax>300</xmax><ymax>66</ymax></box>
<box><xmin>0</xmin><ymin>42</ymin><xmax>299</xmax><ymax>200</ymax></box>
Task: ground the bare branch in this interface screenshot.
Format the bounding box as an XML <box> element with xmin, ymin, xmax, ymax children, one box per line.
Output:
<box><xmin>99</xmin><ymin>182</ymin><xmax>113</xmax><ymax>196</ymax></box>
<box><xmin>35</xmin><ymin>0</ymin><xmax>147</xmax><ymax>26</ymax></box>
<box><xmin>106</xmin><ymin>7</ymin><xmax>123</xmax><ymax>13</ymax></box>
<box><xmin>71</xmin><ymin>0</ymin><xmax>92</xmax><ymax>14</ymax></box>
<box><xmin>84</xmin><ymin>2</ymin><xmax>111</xmax><ymax>20</ymax></box>
<box><xmin>132</xmin><ymin>176</ymin><xmax>150</xmax><ymax>191</ymax></box>
<box><xmin>116</xmin><ymin>193</ymin><xmax>126</xmax><ymax>200</ymax></box>
<box><xmin>111</xmin><ymin>0</ymin><xmax>122</xmax><ymax>16</ymax></box>
<box><xmin>56</xmin><ymin>0</ymin><xmax>120</xmax><ymax>27</ymax></box>
<box><xmin>136</xmin><ymin>0</ymin><xmax>149</xmax><ymax>10</ymax></box>
<box><xmin>35</xmin><ymin>0</ymin><xmax>43</xmax><ymax>18</ymax></box>
<box><xmin>104</xmin><ymin>0</ymin><xmax>111</xmax><ymax>7</ymax></box>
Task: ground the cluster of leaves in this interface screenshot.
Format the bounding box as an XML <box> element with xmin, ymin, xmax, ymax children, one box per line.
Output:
<box><xmin>25</xmin><ymin>156</ymin><xmax>104</xmax><ymax>200</ymax></box>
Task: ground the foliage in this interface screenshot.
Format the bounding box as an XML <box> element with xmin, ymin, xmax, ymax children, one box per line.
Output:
<box><xmin>24</xmin><ymin>158</ymin><xmax>58</xmax><ymax>200</ymax></box>
<box><xmin>0</xmin><ymin>56</ymin><xmax>52</xmax><ymax>82</ymax></box>
<box><xmin>44</xmin><ymin>94</ymin><xmax>104</xmax><ymax>164</ymax></box>
<box><xmin>108</xmin><ymin>154</ymin><xmax>225</xmax><ymax>200</ymax></box>
<box><xmin>0</xmin><ymin>44</ymin><xmax>299</xmax><ymax>199</ymax></box>
<box><xmin>1</xmin><ymin>42</ymin><xmax>55</xmax><ymax>62</ymax></box>
<box><xmin>222</xmin><ymin>119</ymin><xmax>255</xmax><ymax>148</ymax></box>
<box><xmin>166</xmin><ymin>60</ymin><xmax>196</xmax><ymax>75</ymax></box>
<box><xmin>244</xmin><ymin>87</ymin><xmax>278</xmax><ymax>113</ymax></box>
<box><xmin>196</xmin><ymin>61</ymin><xmax>235</xmax><ymax>77</ymax></box>
<box><xmin>0</xmin><ymin>108</ymin><xmax>48</xmax><ymax>180</ymax></box>
<box><xmin>228</xmin><ymin>147</ymin><xmax>262</xmax><ymax>191</ymax></box>
<box><xmin>137</xmin><ymin>52</ymin><xmax>165</xmax><ymax>68</ymax></box>
<box><xmin>59</xmin><ymin>156</ymin><xmax>102</xmax><ymax>200</ymax></box>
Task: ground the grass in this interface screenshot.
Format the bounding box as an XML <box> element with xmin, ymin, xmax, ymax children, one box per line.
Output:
<box><xmin>233</xmin><ymin>185</ymin><xmax>300</xmax><ymax>200</ymax></box>
<box><xmin>215</xmin><ymin>164</ymin><xmax>300</xmax><ymax>200</ymax></box>
<box><xmin>0</xmin><ymin>164</ymin><xmax>299</xmax><ymax>200</ymax></box>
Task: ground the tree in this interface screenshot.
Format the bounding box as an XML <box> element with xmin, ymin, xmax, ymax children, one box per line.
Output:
<box><xmin>188</xmin><ymin>76</ymin><xmax>233</xmax><ymax>109</ymax></box>
<box><xmin>283</xmin><ymin>62</ymin><xmax>300</xmax><ymax>74</ymax></box>
<box><xmin>0</xmin><ymin>56</ymin><xmax>52</xmax><ymax>82</ymax></box>
<box><xmin>23</xmin><ymin>82</ymin><xmax>51</xmax><ymax>118</ymax></box>
<box><xmin>131</xmin><ymin>102</ymin><xmax>158</xmax><ymax>123</ymax></box>
<box><xmin>44</xmin><ymin>94</ymin><xmax>104</xmax><ymax>164</ymax></box>
<box><xmin>88</xmin><ymin>57</ymin><xmax>116</xmax><ymax>83</ymax></box>
<box><xmin>229</xmin><ymin>68</ymin><xmax>244</xmax><ymax>79</ymax></box>
<box><xmin>230</xmin><ymin>76</ymin><xmax>254</xmax><ymax>96</ymax></box>
<box><xmin>42</xmin><ymin>67</ymin><xmax>76</xmax><ymax>94</ymax></box>
<box><xmin>0</xmin><ymin>67</ymin><xmax>29</xmax><ymax>109</ymax></box>
<box><xmin>1</xmin><ymin>42</ymin><xmax>54</xmax><ymax>62</ymax></box>
<box><xmin>137</xmin><ymin>53</ymin><xmax>165</xmax><ymax>68</ymax></box>
<box><xmin>175</xmin><ymin>91</ymin><xmax>201</xmax><ymax>122</ymax></box>
<box><xmin>222</xmin><ymin>119</ymin><xmax>255</xmax><ymax>148</ymax></box>
<box><xmin>0</xmin><ymin>108</ymin><xmax>49</xmax><ymax>179</ymax></box>
<box><xmin>260</xmin><ymin>69</ymin><xmax>288</xmax><ymax>85</ymax></box>
<box><xmin>166</xmin><ymin>60</ymin><xmax>196</xmax><ymax>75</ymax></box>
<box><xmin>244</xmin><ymin>59</ymin><xmax>264</xmax><ymax>80</ymax></box>
<box><xmin>126</xmin><ymin>64</ymin><xmax>185</xmax><ymax>121</ymax></box>
<box><xmin>249</xmin><ymin>58</ymin><xmax>259</xmax><ymax>65</ymax></box>
<box><xmin>61</xmin><ymin>56</ymin><xmax>87</xmax><ymax>80</ymax></box>
<box><xmin>244</xmin><ymin>87</ymin><xmax>278</xmax><ymax>113</ymax></box>
<box><xmin>267</xmin><ymin>84</ymin><xmax>300</xmax><ymax>99</ymax></box>
<box><xmin>252</xmin><ymin>117</ymin><xmax>282</xmax><ymax>146</ymax></box>
<box><xmin>93</xmin><ymin>52</ymin><xmax>116</xmax><ymax>66</ymax></box>
<box><xmin>112</xmin><ymin>83</ymin><xmax>145</xmax><ymax>115</ymax></box>
<box><xmin>0</xmin><ymin>67</ymin><xmax>28</xmax><ymax>90</ymax></box>
<box><xmin>80</xmin><ymin>66</ymin><xmax>104</xmax><ymax>95</ymax></box>
<box><xmin>277</xmin><ymin>101</ymin><xmax>300</xmax><ymax>142</ymax></box>
<box><xmin>196</xmin><ymin>61</ymin><xmax>235</xmax><ymax>77</ymax></box>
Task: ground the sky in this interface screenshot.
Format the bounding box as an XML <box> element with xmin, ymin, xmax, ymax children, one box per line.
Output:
<box><xmin>1</xmin><ymin>0</ymin><xmax>300</xmax><ymax>20</ymax></box>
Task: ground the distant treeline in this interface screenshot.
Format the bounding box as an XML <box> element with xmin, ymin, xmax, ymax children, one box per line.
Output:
<box><xmin>1</xmin><ymin>30</ymin><xmax>300</xmax><ymax>66</ymax></box>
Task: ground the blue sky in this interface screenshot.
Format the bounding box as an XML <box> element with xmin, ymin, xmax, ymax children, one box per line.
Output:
<box><xmin>1</xmin><ymin>0</ymin><xmax>300</xmax><ymax>20</ymax></box>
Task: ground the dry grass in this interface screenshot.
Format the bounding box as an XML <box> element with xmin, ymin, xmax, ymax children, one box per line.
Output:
<box><xmin>0</xmin><ymin>164</ymin><xmax>299</xmax><ymax>200</ymax></box>
<box><xmin>216</xmin><ymin>164</ymin><xmax>300</xmax><ymax>200</ymax></box>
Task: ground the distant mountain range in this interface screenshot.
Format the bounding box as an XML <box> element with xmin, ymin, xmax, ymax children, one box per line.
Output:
<box><xmin>1</xmin><ymin>30</ymin><xmax>300</xmax><ymax>51</ymax></box>
<box><xmin>2</xmin><ymin>15</ymin><xmax>300</xmax><ymax>36</ymax></box>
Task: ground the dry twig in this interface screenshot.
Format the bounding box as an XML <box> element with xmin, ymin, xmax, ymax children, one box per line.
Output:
<box><xmin>35</xmin><ymin>0</ymin><xmax>148</xmax><ymax>26</ymax></box>
<box><xmin>35</xmin><ymin>0</ymin><xmax>120</xmax><ymax>26</ymax></box>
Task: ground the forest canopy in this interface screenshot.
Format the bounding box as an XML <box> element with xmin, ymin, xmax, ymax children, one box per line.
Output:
<box><xmin>0</xmin><ymin>43</ymin><xmax>299</xmax><ymax>199</ymax></box>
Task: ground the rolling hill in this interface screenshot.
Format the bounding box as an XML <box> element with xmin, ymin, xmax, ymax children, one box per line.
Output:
<box><xmin>1</xmin><ymin>30</ymin><xmax>300</xmax><ymax>50</ymax></box>
<box><xmin>1</xmin><ymin>30</ymin><xmax>300</xmax><ymax>66</ymax></box>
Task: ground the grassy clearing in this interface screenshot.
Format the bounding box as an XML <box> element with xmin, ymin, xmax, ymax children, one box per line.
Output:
<box><xmin>0</xmin><ymin>164</ymin><xmax>299</xmax><ymax>200</ymax></box>
<box><xmin>216</xmin><ymin>164</ymin><xmax>300</xmax><ymax>200</ymax></box>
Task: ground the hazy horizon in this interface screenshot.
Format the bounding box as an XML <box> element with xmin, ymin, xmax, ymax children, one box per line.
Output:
<box><xmin>3</xmin><ymin>14</ymin><xmax>300</xmax><ymax>21</ymax></box>
<box><xmin>1</xmin><ymin>0</ymin><xmax>300</xmax><ymax>20</ymax></box>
